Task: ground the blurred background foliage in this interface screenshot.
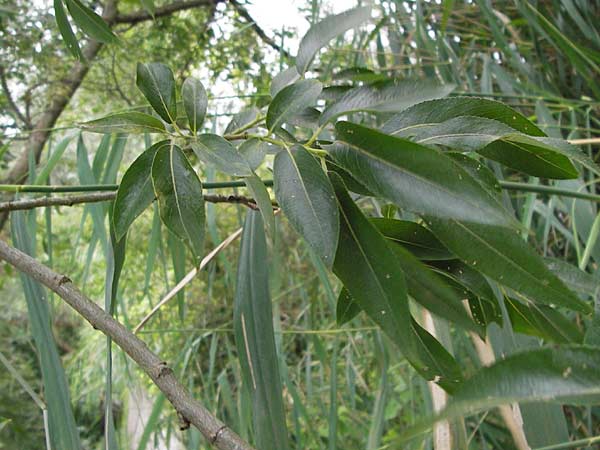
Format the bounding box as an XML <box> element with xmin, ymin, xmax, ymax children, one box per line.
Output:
<box><xmin>0</xmin><ymin>0</ymin><xmax>599</xmax><ymax>449</ymax></box>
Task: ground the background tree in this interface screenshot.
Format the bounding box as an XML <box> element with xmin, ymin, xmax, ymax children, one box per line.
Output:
<box><xmin>0</xmin><ymin>1</ymin><xmax>599</xmax><ymax>450</ymax></box>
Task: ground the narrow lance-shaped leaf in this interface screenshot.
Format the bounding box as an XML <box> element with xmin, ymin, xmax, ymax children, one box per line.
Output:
<box><xmin>266</xmin><ymin>80</ymin><xmax>322</xmax><ymax>132</ymax></box>
<box><xmin>427</xmin><ymin>218</ymin><xmax>590</xmax><ymax>313</ymax></box>
<box><xmin>113</xmin><ymin>141</ymin><xmax>170</xmax><ymax>240</ymax></box>
<box><xmin>244</xmin><ymin>173</ymin><xmax>275</xmax><ymax>235</ymax></box>
<box><xmin>402</xmin><ymin>115</ymin><xmax>585</xmax><ymax>179</ymax></box>
<box><xmin>336</xmin><ymin>287</ymin><xmax>361</xmax><ymax>325</ymax></box>
<box><xmin>64</xmin><ymin>0</ymin><xmax>117</xmax><ymax>43</ymax></box>
<box><xmin>330</xmin><ymin>173</ymin><xmax>463</xmax><ymax>391</ymax></box>
<box><xmin>296</xmin><ymin>6</ymin><xmax>372</xmax><ymax>74</ymax></box>
<box><xmin>382</xmin><ymin>97</ymin><xmax>545</xmax><ymax>137</ymax></box>
<box><xmin>274</xmin><ymin>145</ymin><xmax>339</xmax><ymax>267</ymax></box>
<box><xmin>191</xmin><ymin>134</ymin><xmax>252</xmax><ymax>177</ymax></box>
<box><xmin>11</xmin><ymin>211</ymin><xmax>81</xmax><ymax>450</ymax></box>
<box><xmin>505</xmin><ymin>297</ymin><xmax>583</xmax><ymax>344</ymax></box>
<box><xmin>330</xmin><ymin>121</ymin><xmax>516</xmax><ymax>228</ymax></box>
<box><xmin>80</xmin><ymin>112</ymin><xmax>165</xmax><ymax>134</ymax></box>
<box><xmin>320</xmin><ymin>79</ymin><xmax>455</xmax><ymax>125</ymax></box>
<box><xmin>401</xmin><ymin>346</ymin><xmax>600</xmax><ymax>442</ymax></box>
<box><xmin>151</xmin><ymin>143</ymin><xmax>205</xmax><ymax>265</ymax></box>
<box><xmin>181</xmin><ymin>77</ymin><xmax>207</xmax><ymax>133</ymax></box>
<box><xmin>136</xmin><ymin>62</ymin><xmax>177</xmax><ymax>123</ymax></box>
<box><xmin>234</xmin><ymin>211</ymin><xmax>290</xmax><ymax>450</ymax></box>
<box><xmin>371</xmin><ymin>218</ymin><xmax>453</xmax><ymax>260</ymax></box>
<box><xmin>54</xmin><ymin>0</ymin><xmax>82</xmax><ymax>59</ymax></box>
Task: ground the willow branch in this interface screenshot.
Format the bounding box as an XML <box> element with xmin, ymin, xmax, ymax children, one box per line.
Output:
<box><xmin>115</xmin><ymin>0</ymin><xmax>220</xmax><ymax>24</ymax></box>
<box><xmin>229</xmin><ymin>0</ymin><xmax>291</xmax><ymax>58</ymax></box>
<box><xmin>0</xmin><ymin>238</ymin><xmax>255</xmax><ymax>450</ymax></box>
<box><xmin>0</xmin><ymin>192</ymin><xmax>271</xmax><ymax>212</ymax></box>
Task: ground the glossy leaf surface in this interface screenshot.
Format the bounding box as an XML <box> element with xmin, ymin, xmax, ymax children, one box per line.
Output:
<box><xmin>151</xmin><ymin>144</ymin><xmax>205</xmax><ymax>264</ymax></box>
<box><xmin>274</xmin><ymin>146</ymin><xmax>339</xmax><ymax>267</ymax></box>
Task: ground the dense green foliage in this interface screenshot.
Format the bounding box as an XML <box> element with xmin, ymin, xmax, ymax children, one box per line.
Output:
<box><xmin>1</xmin><ymin>1</ymin><xmax>600</xmax><ymax>450</ymax></box>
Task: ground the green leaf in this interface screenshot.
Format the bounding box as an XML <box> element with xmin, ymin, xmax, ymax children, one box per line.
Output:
<box><xmin>390</xmin><ymin>239</ymin><xmax>482</xmax><ymax>335</ymax></box>
<box><xmin>274</xmin><ymin>145</ymin><xmax>339</xmax><ymax>267</ymax></box>
<box><xmin>270</xmin><ymin>66</ymin><xmax>300</xmax><ymax>97</ymax></box>
<box><xmin>545</xmin><ymin>258</ymin><xmax>600</xmax><ymax>296</ymax></box>
<box><xmin>64</xmin><ymin>0</ymin><xmax>117</xmax><ymax>43</ymax></box>
<box><xmin>136</xmin><ymin>62</ymin><xmax>177</xmax><ymax>123</ymax></box>
<box><xmin>371</xmin><ymin>218</ymin><xmax>453</xmax><ymax>260</ymax></box>
<box><xmin>238</xmin><ymin>138</ymin><xmax>269</xmax><ymax>171</ymax></box>
<box><xmin>383</xmin><ymin>97</ymin><xmax>545</xmax><ymax>137</ymax></box>
<box><xmin>505</xmin><ymin>297</ymin><xmax>583</xmax><ymax>344</ymax></box>
<box><xmin>11</xmin><ymin>212</ymin><xmax>81</xmax><ymax>450</ymax></box>
<box><xmin>244</xmin><ymin>174</ymin><xmax>275</xmax><ymax>235</ymax></box>
<box><xmin>427</xmin><ymin>218</ymin><xmax>590</xmax><ymax>313</ymax></box>
<box><xmin>325</xmin><ymin>157</ymin><xmax>373</xmax><ymax>196</ymax></box>
<box><xmin>224</xmin><ymin>107</ymin><xmax>260</xmax><ymax>135</ymax></box>
<box><xmin>113</xmin><ymin>141</ymin><xmax>170</xmax><ymax>240</ymax></box>
<box><xmin>336</xmin><ymin>287</ymin><xmax>361</xmax><ymax>325</ymax></box>
<box><xmin>234</xmin><ymin>211</ymin><xmax>290</xmax><ymax>450</ymax></box>
<box><xmin>401</xmin><ymin>116</ymin><xmax>585</xmax><ymax>179</ymax></box>
<box><xmin>402</xmin><ymin>346</ymin><xmax>600</xmax><ymax>441</ymax></box>
<box><xmin>266</xmin><ymin>80</ymin><xmax>322</xmax><ymax>132</ymax></box>
<box><xmin>54</xmin><ymin>0</ymin><xmax>82</xmax><ymax>58</ymax></box>
<box><xmin>80</xmin><ymin>111</ymin><xmax>165</xmax><ymax>134</ymax></box>
<box><xmin>296</xmin><ymin>6</ymin><xmax>372</xmax><ymax>74</ymax></box>
<box><xmin>319</xmin><ymin>79</ymin><xmax>455</xmax><ymax>125</ymax></box>
<box><xmin>191</xmin><ymin>134</ymin><xmax>252</xmax><ymax>177</ymax></box>
<box><xmin>330</xmin><ymin>173</ymin><xmax>462</xmax><ymax>391</ymax></box>
<box><xmin>478</xmin><ymin>134</ymin><xmax>579</xmax><ymax>179</ymax></box>
<box><xmin>151</xmin><ymin>143</ymin><xmax>205</xmax><ymax>265</ymax></box>
<box><xmin>34</xmin><ymin>133</ymin><xmax>75</xmax><ymax>184</ymax></box>
<box><xmin>181</xmin><ymin>77</ymin><xmax>207</xmax><ymax>133</ymax></box>
<box><xmin>330</xmin><ymin>121</ymin><xmax>515</xmax><ymax>227</ymax></box>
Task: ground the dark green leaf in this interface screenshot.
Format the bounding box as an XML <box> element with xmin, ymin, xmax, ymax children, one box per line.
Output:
<box><xmin>545</xmin><ymin>258</ymin><xmax>600</xmax><ymax>296</ymax></box>
<box><xmin>80</xmin><ymin>112</ymin><xmax>165</xmax><ymax>134</ymax></box>
<box><xmin>113</xmin><ymin>141</ymin><xmax>170</xmax><ymax>240</ymax></box>
<box><xmin>331</xmin><ymin>121</ymin><xmax>515</xmax><ymax>227</ymax></box>
<box><xmin>383</xmin><ymin>97</ymin><xmax>545</xmax><ymax>137</ymax></box>
<box><xmin>336</xmin><ymin>287</ymin><xmax>361</xmax><ymax>325</ymax></box>
<box><xmin>402</xmin><ymin>346</ymin><xmax>600</xmax><ymax>441</ymax></box>
<box><xmin>238</xmin><ymin>138</ymin><xmax>269</xmax><ymax>171</ymax></box>
<box><xmin>274</xmin><ymin>146</ymin><xmax>339</xmax><ymax>267</ymax></box>
<box><xmin>401</xmin><ymin>115</ymin><xmax>582</xmax><ymax>179</ymax></box>
<box><xmin>447</xmin><ymin>153</ymin><xmax>501</xmax><ymax>196</ymax></box>
<box><xmin>427</xmin><ymin>218</ymin><xmax>590</xmax><ymax>313</ymax></box>
<box><xmin>330</xmin><ymin>173</ymin><xmax>462</xmax><ymax>391</ymax></box>
<box><xmin>320</xmin><ymin>79</ymin><xmax>455</xmax><ymax>125</ymax></box>
<box><xmin>54</xmin><ymin>0</ymin><xmax>82</xmax><ymax>58</ymax></box>
<box><xmin>266</xmin><ymin>80</ymin><xmax>322</xmax><ymax>132</ymax></box>
<box><xmin>270</xmin><ymin>66</ymin><xmax>300</xmax><ymax>97</ymax></box>
<box><xmin>325</xmin><ymin>157</ymin><xmax>373</xmax><ymax>196</ymax></box>
<box><xmin>244</xmin><ymin>174</ymin><xmax>275</xmax><ymax>235</ymax></box>
<box><xmin>505</xmin><ymin>297</ymin><xmax>583</xmax><ymax>343</ymax></box>
<box><xmin>371</xmin><ymin>218</ymin><xmax>453</xmax><ymax>260</ymax></box>
<box><xmin>136</xmin><ymin>62</ymin><xmax>177</xmax><ymax>123</ymax></box>
<box><xmin>181</xmin><ymin>77</ymin><xmax>207</xmax><ymax>133</ymax></box>
<box><xmin>192</xmin><ymin>134</ymin><xmax>252</xmax><ymax>177</ymax></box>
<box><xmin>296</xmin><ymin>6</ymin><xmax>372</xmax><ymax>74</ymax></box>
<box><xmin>224</xmin><ymin>107</ymin><xmax>260</xmax><ymax>135</ymax></box>
<box><xmin>234</xmin><ymin>211</ymin><xmax>290</xmax><ymax>450</ymax></box>
<box><xmin>64</xmin><ymin>0</ymin><xmax>117</xmax><ymax>43</ymax></box>
<box><xmin>151</xmin><ymin>144</ymin><xmax>205</xmax><ymax>265</ymax></box>
<box><xmin>390</xmin><ymin>239</ymin><xmax>482</xmax><ymax>334</ymax></box>
<box><xmin>478</xmin><ymin>134</ymin><xmax>578</xmax><ymax>179</ymax></box>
